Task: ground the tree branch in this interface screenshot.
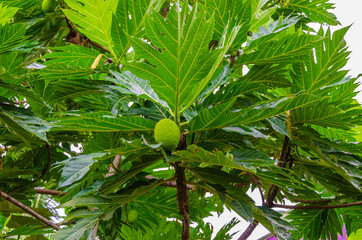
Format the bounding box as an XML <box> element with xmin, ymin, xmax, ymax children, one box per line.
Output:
<box><xmin>237</xmin><ymin>220</ymin><xmax>259</xmax><ymax>240</ymax></box>
<box><xmin>35</xmin><ymin>189</ymin><xmax>66</xmax><ymax>196</ymax></box>
<box><xmin>269</xmin><ymin>0</ymin><xmax>282</xmax><ymax>8</ymax></box>
<box><xmin>293</xmin><ymin>198</ymin><xmax>332</xmax><ymax>204</ymax></box>
<box><xmin>145</xmin><ymin>175</ymin><xmax>194</xmax><ymax>190</ymax></box>
<box><xmin>273</xmin><ymin>201</ymin><xmax>362</xmax><ymax>209</ymax></box>
<box><xmin>0</xmin><ymin>189</ymin><xmax>60</xmax><ymax>230</ymax></box>
<box><xmin>175</xmin><ymin>162</ymin><xmax>190</xmax><ymax>240</ymax></box>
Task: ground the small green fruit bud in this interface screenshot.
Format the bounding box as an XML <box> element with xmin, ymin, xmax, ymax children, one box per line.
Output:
<box><xmin>128</xmin><ymin>209</ymin><xmax>138</xmax><ymax>223</ymax></box>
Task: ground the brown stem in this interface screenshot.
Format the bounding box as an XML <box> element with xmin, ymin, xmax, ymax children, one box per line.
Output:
<box><xmin>273</xmin><ymin>201</ymin><xmax>362</xmax><ymax>209</ymax></box>
<box><xmin>257</xmin><ymin>233</ymin><xmax>274</xmax><ymax>240</ymax></box>
<box><xmin>145</xmin><ymin>175</ymin><xmax>194</xmax><ymax>190</ymax></box>
<box><xmin>59</xmin><ymin>220</ymin><xmax>76</xmax><ymax>225</ymax></box>
<box><xmin>247</xmin><ymin>172</ymin><xmax>265</xmax><ymax>206</ymax></box>
<box><xmin>35</xmin><ymin>189</ymin><xmax>66</xmax><ymax>196</ymax></box>
<box><xmin>92</xmin><ymin>222</ymin><xmax>99</xmax><ymax>240</ymax></box>
<box><xmin>14</xmin><ymin>100</ymin><xmax>27</xmax><ymax>104</ymax></box>
<box><xmin>237</xmin><ymin>220</ymin><xmax>259</xmax><ymax>240</ymax></box>
<box><xmin>89</xmin><ymin>40</ymin><xmax>110</xmax><ymax>53</ymax></box>
<box><xmin>0</xmin><ymin>190</ymin><xmax>60</xmax><ymax>230</ymax></box>
<box><xmin>269</xmin><ymin>0</ymin><xmax>282</xmax><ymax>8</ymax></box>
<box><xmin>293</xmin><ymin>198</ymin><xmax>332</xmax><ymax>204</ymax></box>
<box><xmin>175</xmin><ymin>162</ymin><xmax>190</xmax><ymax>240</ymax></box>
<box><xmin>105</xmin><ymin>154</ymin><xmax>121</xmax><ymax>178</ymax></box>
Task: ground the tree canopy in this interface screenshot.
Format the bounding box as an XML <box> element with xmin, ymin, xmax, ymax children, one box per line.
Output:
<box><xmin>0</xmin><ymin>0</ymin><xmax>361</xmax><ymax>239</ymax></box>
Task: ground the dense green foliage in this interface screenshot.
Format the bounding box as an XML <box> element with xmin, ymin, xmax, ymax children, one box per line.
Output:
<box><xmin>0</xmin><ymin>0</ymin><xmax>361</xmax><ymax>239</ymax></box>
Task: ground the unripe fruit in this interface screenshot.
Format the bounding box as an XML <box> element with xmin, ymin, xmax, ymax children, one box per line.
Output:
<box><xmin>154</xmin><ymin>119</ymin><xmax>180</xmax><ymax>151</ymax></box>
<box><xmin>128</xmin><ymin>209</ymin><xmax>138</xmax><ymax>223</ymax></box>
<box><xmin>42</xmin><ymin>0</ymin><xmax>56</xmax><ymax>13</ymax></box>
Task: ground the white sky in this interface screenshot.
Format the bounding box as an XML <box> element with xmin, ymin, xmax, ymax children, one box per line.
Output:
<box><xmin>208</xmin><ymin>1</ymin><xmax>362</xmax><ymax>239</ymax></box>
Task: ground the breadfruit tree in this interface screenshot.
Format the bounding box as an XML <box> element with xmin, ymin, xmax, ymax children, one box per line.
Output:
<box><xmin>0</xmin><ymin>0</ymin><xmax>361</xmax><ymax>239</ymax></box>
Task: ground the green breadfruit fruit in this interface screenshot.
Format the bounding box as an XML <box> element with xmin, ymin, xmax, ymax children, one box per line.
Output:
<box><xmin>128</xmin><ymin>209</ymin><xmax>138</xmax><ymax>223</ymax></box>
<box><xmin>154</xmin><ymin>119</ymin><xmax>180</xmax><ymax>151</ymax></box>
<box><xmin>42</xmin><ymin>0</ymin><xmax>56</xmax><ymax>13</ymax></box>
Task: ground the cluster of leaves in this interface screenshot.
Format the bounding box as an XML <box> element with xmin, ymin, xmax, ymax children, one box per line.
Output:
<box><xmin>0</xmin><ymin>0</ymin><xmax>361</xmax><ymax>239</ymax></box>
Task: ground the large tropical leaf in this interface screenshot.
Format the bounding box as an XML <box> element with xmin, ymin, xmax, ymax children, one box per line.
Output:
<box><xmin>0</xmin><ymin>106</ymin><xmax>49</xmax><ymax>145</ymax></box>
<box><xmin>110</xmin><ymin>70</ymin><xmax>168</xmax><ymax>108</ymax></box>
<box><xmin>311</xmin><ymin>125</ymin><xmax>356</xmax><ymax>142</ymax></box>
<box><xmin>43</xmin><ymin>45</ymin><xmax>107</xmax><ymax>68</ymax></box>
<box><xmin>203</xmin><ymin>80</ymin><xmax>265</xmax><ymax>106</ymax></box>
<box><xmin>342</xmin><ymin>206</ymin><xmax>362</xmax><ymax>236</ymax></box>
<box><xmin>259</xmin><ymin>207</ymin><xmax>295</xmax><ymax>240</ymax></box>
<box><xmin>0</xmin><ymin>23</ymin><xmax>27</xmax><ymax>54</ymax></box>
<box><xmin>287</xmin><ymin>208</ymin><xmax>343</xmax><ymax>240</ymax></box>
<box><xmin>52</xmin><ymin>217</ymin><xmax>99</xmax><ymax>240</ymax></box>
<box><xmin>37</xmin><ymin>63</ymin><xmax>94</xmax><ymax>82</ymax></box>
<box><xmin>0</xmin><ymin>3</ymin><xmax>18</xmax><ymax>25</ymax></box>
<box><xmin>174</xmin><ymin>145</ymin><xmax>244</xmax><ymax>170</ymax></box>
<box><xmin>50</xmin><ymin>111</ymin><xmax>156</xmax><ymax>132</ymax></box>
<box><xmin>62</xmin><ymin>0</ymin><xmax>117</xmax><ymax>54</ymax></box>
<box><xmin>0</xmin><ymin>0</ymin><xmax>40</xmax><ymax>9</ymax></box>
<box><xmin>111</xmin><ymin>0</ymin><xmax>155</xmax><ymax>59</ymax></box>
<box><xmin>286</xmin><ymin>0</ymin><xmax>339</xmax><ymax>25</ymax></box>
<box><xmin>294</xmin><ymin>157</ymin><xmax>361</xmax><ymax>196</ymax></box>
<box><xmin>291</xmin><ymin>99</ymin><xmax>349</xmax><ymax>129</ymax></box>
<box><xmin>292</xmin><ymin>27</ymin><xmax>350</xmax><ymax>95</ymax></box>
<box><xmin>237</xmin><ymin>32</ymin><xmax>323</xmax><ymax>65</ymax></box>
<box><xmin>58</xmin><ymin>152</ymin><xmax>107</xmax><ymax>187</ymax></box>
<box><xmin>188</xmin><ymin>93</ymin><xmax>321</xmax><ymax>132</ymax></box>
<box><xmin>203</xmin><ymin>0</ymin><xmax>252</xmax><ymax>47</ymax></box>
<box><xmin>125</xmin><ymin>3</ymin><xmax>239</xmax><ymax>114</ymax></box>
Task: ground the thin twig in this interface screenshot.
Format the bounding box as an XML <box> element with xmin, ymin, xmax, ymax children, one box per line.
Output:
<box><xmin>35</xmin><ymin>189</ymin><xmax>66</xmax><ymax>196</ymax></box>
<box><xmin>247</xmin><ymin>172</ymin><xmax>265</xmax><ymax>206</ymax></box>
<box><xmin>105</xmin><ymin>154</ymin><xmax>121</xmax><ymax>178</ymax></box>
<box><xmin>89</xmin><ymin>40</ymin><xmax>110</xmax><ymax>53</ymax></box>
<box><xmin>35</xmin><ymin>220</ymin><xmax>76</xmax><ymax>230</ymax></box>
<box><xmin>145</xmin><ymin>175</ymin><xmax>194</xmax><ymax>190</ymax></box>
<box><xmin>269</xmin><ymin>0</ymin><xmax>282</xmax><ymax>8</ymax></box>
<box><xmin>0</xmin><ymin>190</ymin><xmax>60</xmax><ymax>230</ymax></box>
<box><xmin>293</xmin><ymin>198</ymin><xmax>332</xmax><ymax>204</ymax></box>
<box><xmin>59</xmin><ymin>220</ymin><xmax>76</xmax><ymax>225</ymax></box>
<box><xmin>257</xmin><ymin>233</ymin><xmax>274</xmax><ymax>240</ymax></box>
<box><xmin>273</xmin><ymin>201</ymin><xmax>362</xmax><ymax>209</ymax></box>
<box><xmin>14</xmin><ymin>100</ymin><xmax>27</xmax><ymax>104</ymax></box>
